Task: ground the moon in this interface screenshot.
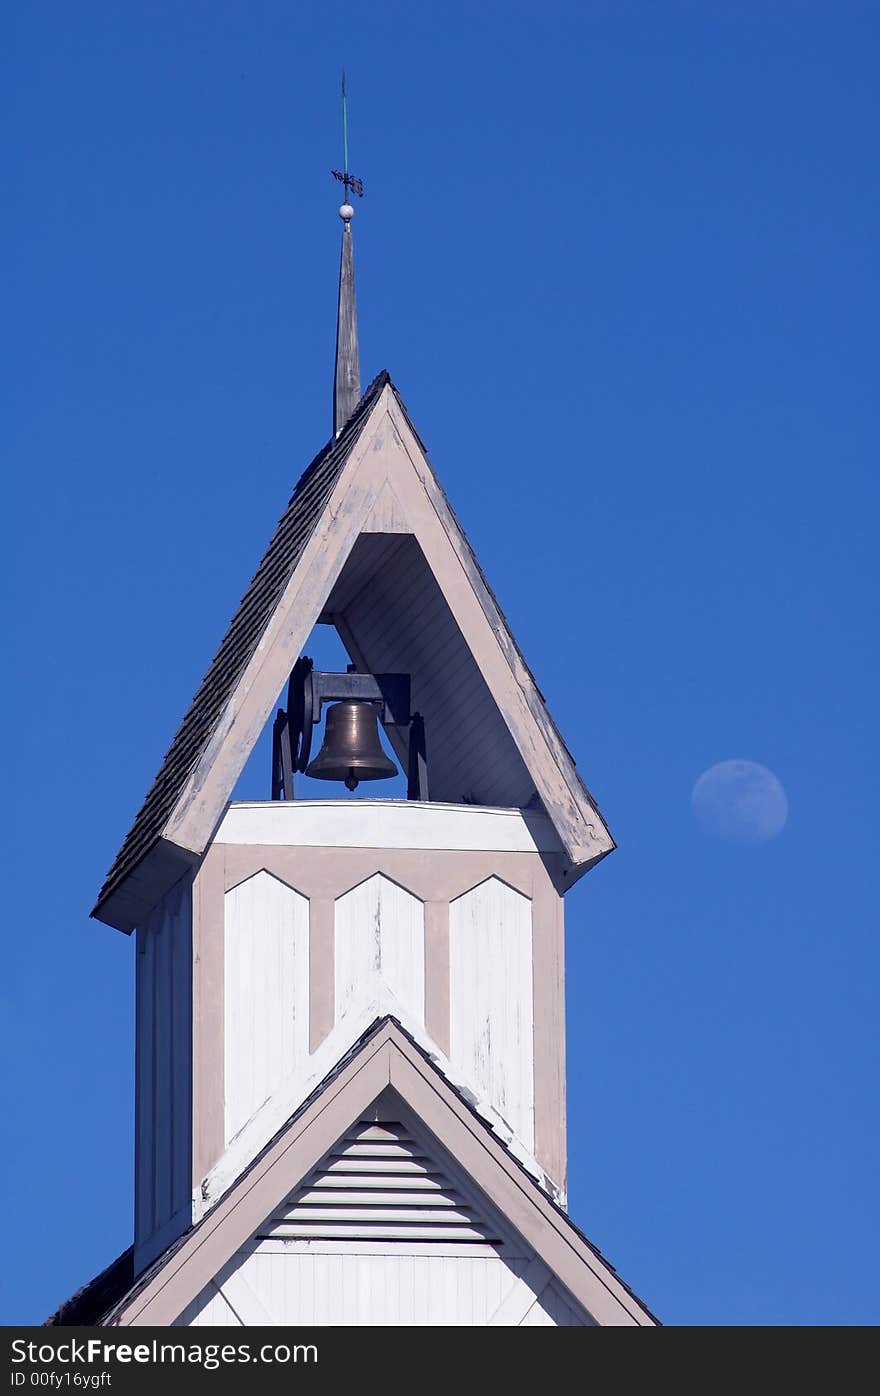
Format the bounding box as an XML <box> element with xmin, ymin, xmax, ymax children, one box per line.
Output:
<box><xmin>691</xmin><ymin>760</ymin><xmax>788</xmax><ymax>843</ymax></box>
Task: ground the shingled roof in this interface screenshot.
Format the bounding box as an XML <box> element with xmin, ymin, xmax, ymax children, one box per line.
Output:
<box><xmin>45</xmin><ymin>1247</ymin><xmax>134</xmax><ymax>1327</ymax></box>
<box><xmin>92</xmin><ymin>371</ymin><xmax>392</xmax><ymax>922</ymax></box>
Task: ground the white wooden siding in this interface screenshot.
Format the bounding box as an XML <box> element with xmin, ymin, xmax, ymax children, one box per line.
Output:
<box><xmin>334</xmin><ymin>874</ymin><xmax>424</xmax><ymax>1026</ymax></box>
<box><xmin>180</xmin><ymin>1252</ymin><xmax>542</xmax><ymax>1326</ymax></box>
<box><xmin>175</xmin><ymin>1284</ymin><xmax>239</xmax><ymax>1327</ymax></box>
<box><xmin>135</xmin><ymin>877</ymin><xmax>192</xmax><ymax>1257</ymax></box>
<box><xmin>327</xmin><ymin>535</ymin><xmax>536</xmax><ymax>809</ymax></box>
<box><xmin>449</xmin><ymin>878</ymin><xmax>534</xmax><ymax>1149</ymax></box>
<box><xmin>224</xmin><ymin>871</ymin><xmax>309</xmax><ymax>1144</ymax></box>
<box><xmin>176</xmin><ymin>1247</ymin><xmax>593</xmax><ymax>1326</ymax></box>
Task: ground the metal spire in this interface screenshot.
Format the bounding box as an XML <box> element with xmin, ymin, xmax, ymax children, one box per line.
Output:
<box><xmin>332</xmin><ymin>71</ymin><xmax>364</xmax><ymax>437</ymax></box>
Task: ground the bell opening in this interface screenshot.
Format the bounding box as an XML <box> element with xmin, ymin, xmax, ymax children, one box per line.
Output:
<box><xmin>232</xmin><ymin>626</ymin><xmax>410</xmax><ymax>804</ymax></box>
<box><xmin>234</xmin><ymin>625</ymin><xmax>421</xmax><ymax>809</ymax></box>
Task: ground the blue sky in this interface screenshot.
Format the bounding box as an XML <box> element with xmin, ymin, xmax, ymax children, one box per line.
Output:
<box><xmin>3</xmin><ymin>2</ymin><xmax>878</xmax><ymax>1325</ymax></box>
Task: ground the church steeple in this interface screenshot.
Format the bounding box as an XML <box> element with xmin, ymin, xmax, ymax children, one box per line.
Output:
<box><xmin>48</xmin><ymin>75</ymin><xmax>660</xmax><ymax>1332</ymax></box>
<box><xmin>333</xmin><ymin>203</ymin><xmax>360</xmax><ymax>436</ymax></box>
<box><xmin>333</xmin><ymin>71</ymin><xmax>362</xmax><ymax>436</ymax></box>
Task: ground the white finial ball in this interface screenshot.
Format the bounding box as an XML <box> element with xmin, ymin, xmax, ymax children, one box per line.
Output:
<box><xmin>339</xmin><ymin>203</ymin><xmax>354</xmax><ymax>222</ymax></box>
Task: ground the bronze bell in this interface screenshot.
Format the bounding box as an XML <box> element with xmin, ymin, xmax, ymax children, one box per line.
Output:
<box><xmin>305</xmin><ymin>701</ymin><xmax>399</xmax><ymax>790</ymax></box>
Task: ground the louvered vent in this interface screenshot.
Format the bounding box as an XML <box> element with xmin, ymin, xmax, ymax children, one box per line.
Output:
<box><xmin>258</xmin><ymin>1118</ymin><xmax>504</xmax><ymax>1248</ymax></box>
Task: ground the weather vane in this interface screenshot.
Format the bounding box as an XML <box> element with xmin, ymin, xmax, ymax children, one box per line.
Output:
<box><xmin>331</xmin><ymin>69</ymin><xmax>364</xmax><ymax>202</ymax></box>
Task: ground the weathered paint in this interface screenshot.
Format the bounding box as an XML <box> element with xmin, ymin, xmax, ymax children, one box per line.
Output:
<box><xmin>224</xmin><ymin>870</ymin><xmax>309</xmax><ymax>1145</ymax></box>
<box><xmin>361</xmin><ymin>477</ymin><xmax>409</xmax><ymax>533</ymax></box>
<box><xmin>215</xmin><ymin>799</ymin><xmax>562</xmax><ymax>855</ymax></box>
<box><xmin>195</xmin><ymin>992</ymin><xmax>556</xmax><ymax>1223</ymax></box>
<box><xmin>334</xmin><ymin>873</ymin><xmax>425</xmax><ymax>1028</ymax></box>
<box><xmin>189</xmin><ymin>833</ymin><xmax>567</xmax><ymax>1204</ymax></box>
<box><xmin>333</xmin><ymin>218</ymin><xmax>360</xmax><ymax>436</ymax></box>
<box><xmin>129</xmin><ymin>808</ymin><xmax>566</xmax><ymax>1258</ymax></box>
<box><xmin>450</xmin><ymin>878</ymin><xmax>535</xmax><ymax>1150</ymax></box>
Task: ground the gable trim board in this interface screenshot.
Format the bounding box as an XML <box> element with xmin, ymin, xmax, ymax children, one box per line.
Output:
<box><xmin>93</xmin><ymin>374</ymin><xmax>613</xmax><ymax>933</ymax></box>
<box><xmin>106</xmin><ymin>1019</ymin><xmax>657</xmax><ymax>1328</ymax></box>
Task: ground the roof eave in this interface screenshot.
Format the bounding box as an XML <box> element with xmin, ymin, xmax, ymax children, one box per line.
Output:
<box><xmin>91</xmin><ymin>836</ymin><xmax>199</xmax><ymax>933</ymax></box>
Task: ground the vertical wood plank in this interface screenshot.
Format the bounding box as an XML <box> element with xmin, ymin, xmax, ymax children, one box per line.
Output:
<box><xmin>154</xmin><ymin>898</ymin><xmax>173</xmax><ymax>1226</ymax></box>
<box><xmin>334</xmin><ymin>875</ymin><xmax>424</xmax><ymax>1026</ymax></box>
<box><xmin>224</xmin><ymin>871</ymin><xmax>309</xmax><ymax>1143</ymax></box>
<box><xmin>170</xmin><ymin>878</ymin><xmax>193</xmax><ymax>1223</ymax></box>
<box><xmin>175</xmin><ymin>1248</ymin><xmax>571</xmax><ymax>1326</ymax></box>
<box><xmin>192</xmin><ymin>850</ymin><xmax>225</xmax><ymax>1187</ymax></box>
<box><xmin>309</xmin><ymin>898</ymin><xmax>335</xmax><ymax>1052</ymax></box>
<box><xmin>135</xmin><ymin>923</ymin><xmax>155</xmax><ymax>1244</ymax></box>
<box><xmin>449</xmin><ymin>878</ymin><xmax>534</xmax><ymax>1149</ymax></box>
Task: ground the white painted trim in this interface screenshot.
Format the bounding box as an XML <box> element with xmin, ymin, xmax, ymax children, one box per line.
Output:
<box><xmin>249</xmin><ymin>1239</ymin><xmax>520</xmax><ymax>1258</ymax></box>
<box><xmin>215</xmin><ymin>800</ymin><xmax>562</xmax><ymax>854</ymax></box>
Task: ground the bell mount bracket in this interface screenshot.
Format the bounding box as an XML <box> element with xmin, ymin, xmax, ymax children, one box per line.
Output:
<box><xmin>272</xmin><ymin>658</ymin><xmax>428</xmax><ymax>802</ymax></box>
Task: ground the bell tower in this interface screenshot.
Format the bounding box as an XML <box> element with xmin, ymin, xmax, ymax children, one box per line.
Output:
<box><xmin>65</xmin><ymin>105</ymin><xmax>656</xmax><ymax>1327</ymax></box>
<box><xmin>123</xmin><ymin>338</ymin><xmax>605</xmax><ymax>1269</ymax></box>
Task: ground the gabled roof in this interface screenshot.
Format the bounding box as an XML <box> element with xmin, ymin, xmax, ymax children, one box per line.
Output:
<box><xmin>92</xmin><ymin>373</ymin><xmax>392</xmax><ymax>928</ymax></box>
<box><xmin>93</xmin><ymin>375</ymin><xmax>614</xmax><ymax>932</ymax></box>
<box><xmin>79</xmin><ymin>1018</ymin><xmax>657</xmax><ymax>1327</ymax></box>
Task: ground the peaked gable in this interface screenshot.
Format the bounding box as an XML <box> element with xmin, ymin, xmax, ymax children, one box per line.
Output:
<box><xmin>94</xmin><ymin>375</ymin><xmax>613</xmax><ymax>932</ymax></box>
<box><xmin>105</xmin><ymin>1019</ymin><xmax>657</xmax><ymax>1327</ymax></box>
<box><xmin>177</xmin><ymin>1095</ymin><xmax>592</xmax><ymax>1327</ymax></box>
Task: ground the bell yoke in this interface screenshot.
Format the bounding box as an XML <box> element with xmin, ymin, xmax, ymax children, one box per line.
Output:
<box><xmin>271</xmin><ymin>656</ymin><xmax>428</xmax><ymax>801</ymax></box>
